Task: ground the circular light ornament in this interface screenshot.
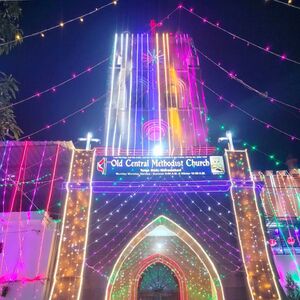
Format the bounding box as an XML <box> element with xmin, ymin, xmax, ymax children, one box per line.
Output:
<box><xmin>143</xmin><ymin>119</ymin><xmax>168</xmax><ymax>141</ymax></box>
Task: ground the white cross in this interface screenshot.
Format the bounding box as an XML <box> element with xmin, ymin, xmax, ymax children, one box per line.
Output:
<box><xmin>78</xmin><ymin>132</ymin><xmax>100</xmax><ymax>150</ymax></box>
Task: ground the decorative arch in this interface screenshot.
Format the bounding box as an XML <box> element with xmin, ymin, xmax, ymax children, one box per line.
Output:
<box><xmin>105</xmin><ymin>215</ymin><xmax>225</xmax><ymax>300</ymax></box>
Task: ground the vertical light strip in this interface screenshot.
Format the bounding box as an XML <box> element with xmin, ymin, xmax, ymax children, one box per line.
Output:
<box><xmin>126</xmin><ymin>34</ymin><xmax>134</xmax><ymax>155</ymax></box>
<box><xmin>49</xmin><ymin>147</ymin><xmax>75</xmax><ymax>299</ymax></box>
<box><xmin>105</xmin><ymin>34</ymin><xmax>118</xmax><ymax>156</ymax></box>
<box><xmin>225</xmin><ymin>149</ymin><xmax>282</xmax><ymax>300</ymax></box>
<box><xmin>140</xmin><ymin>34</ymin><xmax>144</xmax><ymax>155</ymax></box>
<box><xmin>133</xmin><ymin>34</ymin><xmax>139</xmax><ymax>155</ymax></box>
<box><xmin>0</xmin><ymin>141</ymin><xmax>28</xmax><ymax>273</ymax></box>
<box><xmin>113</xmin><ymin>33</ymin><xmax>128</xmax><ymax>155</ymax></box>
<box><xmin>155</xmin><ymin>33</ymin><xmax>162</xmax><ymax>148</ymax></box>
<box><xmin>166</xmin><ymin>34</ymin><xmax>174</xmax><ymax>154</ymax></box>
<box><xmin>78</xmin><ymin>149</ymin><xmax>96</xmax><ymax>300</ymax></box>
<box><xmin>245</xmin><ymin>151</ymin><xmax>283</xmax><ymax>299</ymax></box>
<box><xmin>162</xmin><ymin>33</ymin><xmax>171</xmax><ymax>155</ymax></box>
<box><xmin>146</xmin><ymin>34</ymin><xmax>150</xmax><ymax>155</ymax></box>
<box><xmin>36</xmin><ymin>144</ymin><xmax>60</xmax><ymax>275</ymax></box>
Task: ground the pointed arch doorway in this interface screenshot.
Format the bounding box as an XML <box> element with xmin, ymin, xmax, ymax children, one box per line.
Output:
<box><xmin>105</xmin><ymin>215</ymin><xmax>225</xmax><ymax>300</ymax></box>
<box><xmin>138</xmin><ymin>262</ymin><xmax>180</xmax><ymax>300</ymax></box>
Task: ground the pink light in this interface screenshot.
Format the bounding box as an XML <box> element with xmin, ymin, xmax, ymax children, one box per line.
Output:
<box><xmin>290</xmin><ymin>136</ymin><xmax>295</xmax><ymax>141</ymax></box>
<box><xmin>266</xmin><ymin>124</ymin><xmax>270</xmax><ymax>129</ymax></box>
<box><xmin>229</xmin><ymin>71</ymin><xmax>235</xmax><ymax>78</ymax></box>
<box><xmin>177</xmin><ymin>4</ymin><xmax>183</xmax><ymax>9</ymax></box>
<box><xmin>46</xmin><ymin>125</ymin><xmax>50</xmax><ymax>129</ymax></box>
<box><xmin>87</xmin><ymin>67</ymin><xmax>92</xmax><ymax>72</ymax></box>
<box><xmin>52</xmin><ymin>87</ymin><xmax>56</xmax><ymax>92</ymax></box>
<box><xmin>189</xmin><ymin>8</ymin><xmax>194</xmax><ymax>12</ymax></box>
<box><xmin>35</xmin><ymin>92</ymin><xmax>40</xmax><ymax>97</ymax></box>
<box><xmin>203</xmin><ymin>18</ymin><xmax>207</xmax><ymax>23</ymax></box>
<box><xmin>281</xmin><ymin>54</ymin><xmax>287</xmax><ymax>60</ymax></box>
<box><xmin>72</xmin><ymin>73</ymin><xmax>77</xmax><ymax>78</ymax></box>
<box><xmin>216</xmin><ymin>22</ymin><xmax>220</xmax><ymax>27</ymax></box>
<box><xmin>265</xmin><ymin>45</ymin><xmax>271</xmax><ymax>52</ymax></box>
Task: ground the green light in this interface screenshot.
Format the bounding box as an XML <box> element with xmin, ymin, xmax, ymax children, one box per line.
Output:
<box><xmin>251</xmin><ymin>145</ymin><xmax>256</xmax><ymax>150</ymax></box>
<box><xmin>220</xmin><ymin>125</ymin><xmax>225</xmax><ymax>130</ymax></box>
<box><xmin>269</xmin><ymin>155</ymin><xmax>275</xmax><ymax>160</ymax></box>
<box><xmin>243</xmin><ymin>142</ymin><xmax>247</xmax><ymax>147</ymax></box>
<box><xmin>275</xmin><ymin>161</ymin><xmax>280</xmax><ymax>166</ymax></box>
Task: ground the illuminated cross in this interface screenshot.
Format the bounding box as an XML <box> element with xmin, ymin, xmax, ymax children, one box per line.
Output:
<box><xmin>78</xmin><ymin>132</ymin><xmax>100</xmax><ymax>150</ymax></box>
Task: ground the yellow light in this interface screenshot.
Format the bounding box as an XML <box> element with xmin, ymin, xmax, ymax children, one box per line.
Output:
<box><xmin>60</xmin><ymin>22</ymin><xmax>64</xmax><ymax>27</ymax></box>
<box><xmin>113</xmin><ymin>0</ymin><xmax>117</xmax><ymax>5</ymax></box>
<box><xmin>80</xmin><ymin>17</ymin><xmax>84</xmax><ymax>22</ymax></box>
<box><xmin>15</xmin><ymin>34</ymin><xmax>21</xmax><ymax>41</ymax></box>
<box><xmin>288</xmin><ymin>0</ymin><xmax>293</xmax><ymax>4</ymax></box>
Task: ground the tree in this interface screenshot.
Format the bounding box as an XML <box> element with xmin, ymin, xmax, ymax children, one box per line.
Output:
<box><xmin>0</xmin><ymin>73</ymin><xmax>23</xmax><ymax>140</ymax></box>
<box><xmin>0</xmin><ymin>2</ymin><xmax>22</xmax><ymax>55</ymax></box>
<box><xmin>286</xmin><ymin>272</ymin><xmax>300</xmax><ymax>300</ymax></box>
<box><xmin>0</xmin><ymin>2</ymin><xmax>23</xmax><ymax>140</ymax></box>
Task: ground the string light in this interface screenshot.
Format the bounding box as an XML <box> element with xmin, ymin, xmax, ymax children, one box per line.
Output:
<box><xmin>19</xmin><ymin>93</ymin><xmax>107</xmax><ymax>140</ymax></box>
<box><xmin>0</xmin><ymin>57</ymin><xmax>110</xmax><ymax>111</ymax></box>
<box><xmin>180</xmin><ymin>5</ymin><xmax>300</xmax><ymax>65</ymax></box>
<box><xmin>225</xmin><ymin>150</ymin><xmax>283</xmax><ymax>299</ymax></box>
<box><xmin>49</xmin><ymin>149</ymin><xmax>95</xmax><ymax>300</ymax></box>
<box><xmin>194</xmin><ymin>47</ymin><xmax>300</xmax><ymax>112</ymax></box>
<box><xmin>199</xmin><ymin>80</ymin><xmax>300</xmax><ymax>141</ymax></box>
<box><xmin>0</xmin><ymin>1</ymin><xmax>117</xmax><ymax>48</ymax></box>
<box><xmin>271</xmin><ymin>0</ymin><xmax>300</xmax><ymax>10</ymax></box>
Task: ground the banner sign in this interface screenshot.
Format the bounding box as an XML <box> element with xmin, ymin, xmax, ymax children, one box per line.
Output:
<box><xmin>94</xmin><ymin>156</ymin><xmax>226</xmax><ymax>178</ymax></box>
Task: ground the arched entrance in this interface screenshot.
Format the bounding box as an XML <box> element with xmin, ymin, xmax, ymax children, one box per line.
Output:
<box><xmin>138</xmin><ymin>262</ymin><xmax>179</xmax><ymax>300</ymax></box>
<box><xmin>105</xmin><ymin>215</ymin><xmax>225</xmax><ymax>300</ymax></box>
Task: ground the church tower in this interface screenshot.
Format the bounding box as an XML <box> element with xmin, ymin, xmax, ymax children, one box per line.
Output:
<box><xmin>104</xmin><ymin>33</ymin><xmax>209</xmax><ymax>156</ymax></box>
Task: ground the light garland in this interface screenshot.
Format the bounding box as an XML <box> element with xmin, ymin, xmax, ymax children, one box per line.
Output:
<box><xmin>270</xmin><ymin>0</ymin><xmax>300</xmax><ymax>11</ymax></box>
<box><xmin>194</xmin><ymin>47</ymin><xmax>300</xmax><ymax>112</ymax></box>
<box><xmin>19</xmin><ymin>93</ymin><xmax>107</xmax><ymax>140</ymax></box>
<box><xmin>0</xmin><ymin>57</ymin><xmax>110</xmax><ymax>111</ymax></box>
<box><xmin>179</xmin><ymin>5</ymin><xmax>300</xmax><ymax>65</ymax></box>
<box><xmin>200</xmin><ymin>80</ymin><xmax>300</xmax><ymax>141</ymax></box>
<box><xmin>88</xmin><ymin>194</ymin><xmax>160</xmax><ymax>271</ymax></box>
<box><xmin>49</xmin><ymin>149</ymin><xmax>95</xmax><ymax>300</ymax></box>
<box><xmin>225</xmin><ymin>149</ymin><xmax>283</xmax><ymax>300</ymax></box>
<box><xmin>0</xmin><ymin>1</ymin><xmax>117</xmax><ymax>48</ymax></box>
<box><xmin>166</xmin><ymin>192</ymin><xmax>242</xmax><ymax>271</ymax></box>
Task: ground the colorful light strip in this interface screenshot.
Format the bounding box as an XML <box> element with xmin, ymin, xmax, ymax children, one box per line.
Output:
<box><xmin>225</xmin><ymin>149</ymin><xmax>283</xmax><ymax>299</ymax></box>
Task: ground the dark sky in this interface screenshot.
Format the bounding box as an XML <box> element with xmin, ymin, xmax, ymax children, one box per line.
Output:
<box><xmin>1</xmin><ymin>0</ymin><xmax>300</xmax><ymax>170</ymax></box>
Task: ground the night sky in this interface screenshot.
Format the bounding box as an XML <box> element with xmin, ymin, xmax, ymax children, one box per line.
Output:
<box><xmin>1</xmin><ymin>0</ymin><xmax>300</xmax><ymax>170</ymax></box>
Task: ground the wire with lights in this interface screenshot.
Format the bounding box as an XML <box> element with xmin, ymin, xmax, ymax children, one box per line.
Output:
<box><xmin>179</xmin><ymin>5</ymin><xmax>300</xmax><ymax>65</ymax></box>
<box><xmin>0</xmin><ymin>56</ymin><xmax>110</xmax><ymax>111</ymax></box>
<box><xmin>19</xmin><ymin>93</ymin><xmax>107</xmax><ymax>140</ymax></box>
<box><xmin>270</xmin><ymin>0</ymin><xmax>300</xmax><ymax>11</ymax></box>
<box><xmin>194</xmin><ymin>47</ymin><xmax>300</xmax><ymax>112</ymax></box>
<box><xmin>198</xmin><ymin>79</ymin><xmax>300</xmax><ymax>141</ymax></box>
<box><xmin>0</xmin><ymin>1</ymin><xmax>118</xmax><ymax>48</ymax></box>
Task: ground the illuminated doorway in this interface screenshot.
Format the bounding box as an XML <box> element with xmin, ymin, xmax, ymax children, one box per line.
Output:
<box><xmin>138</xmin><ymin>262</ymin><xmax>179</xmax><ymax>300</ymax></box>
